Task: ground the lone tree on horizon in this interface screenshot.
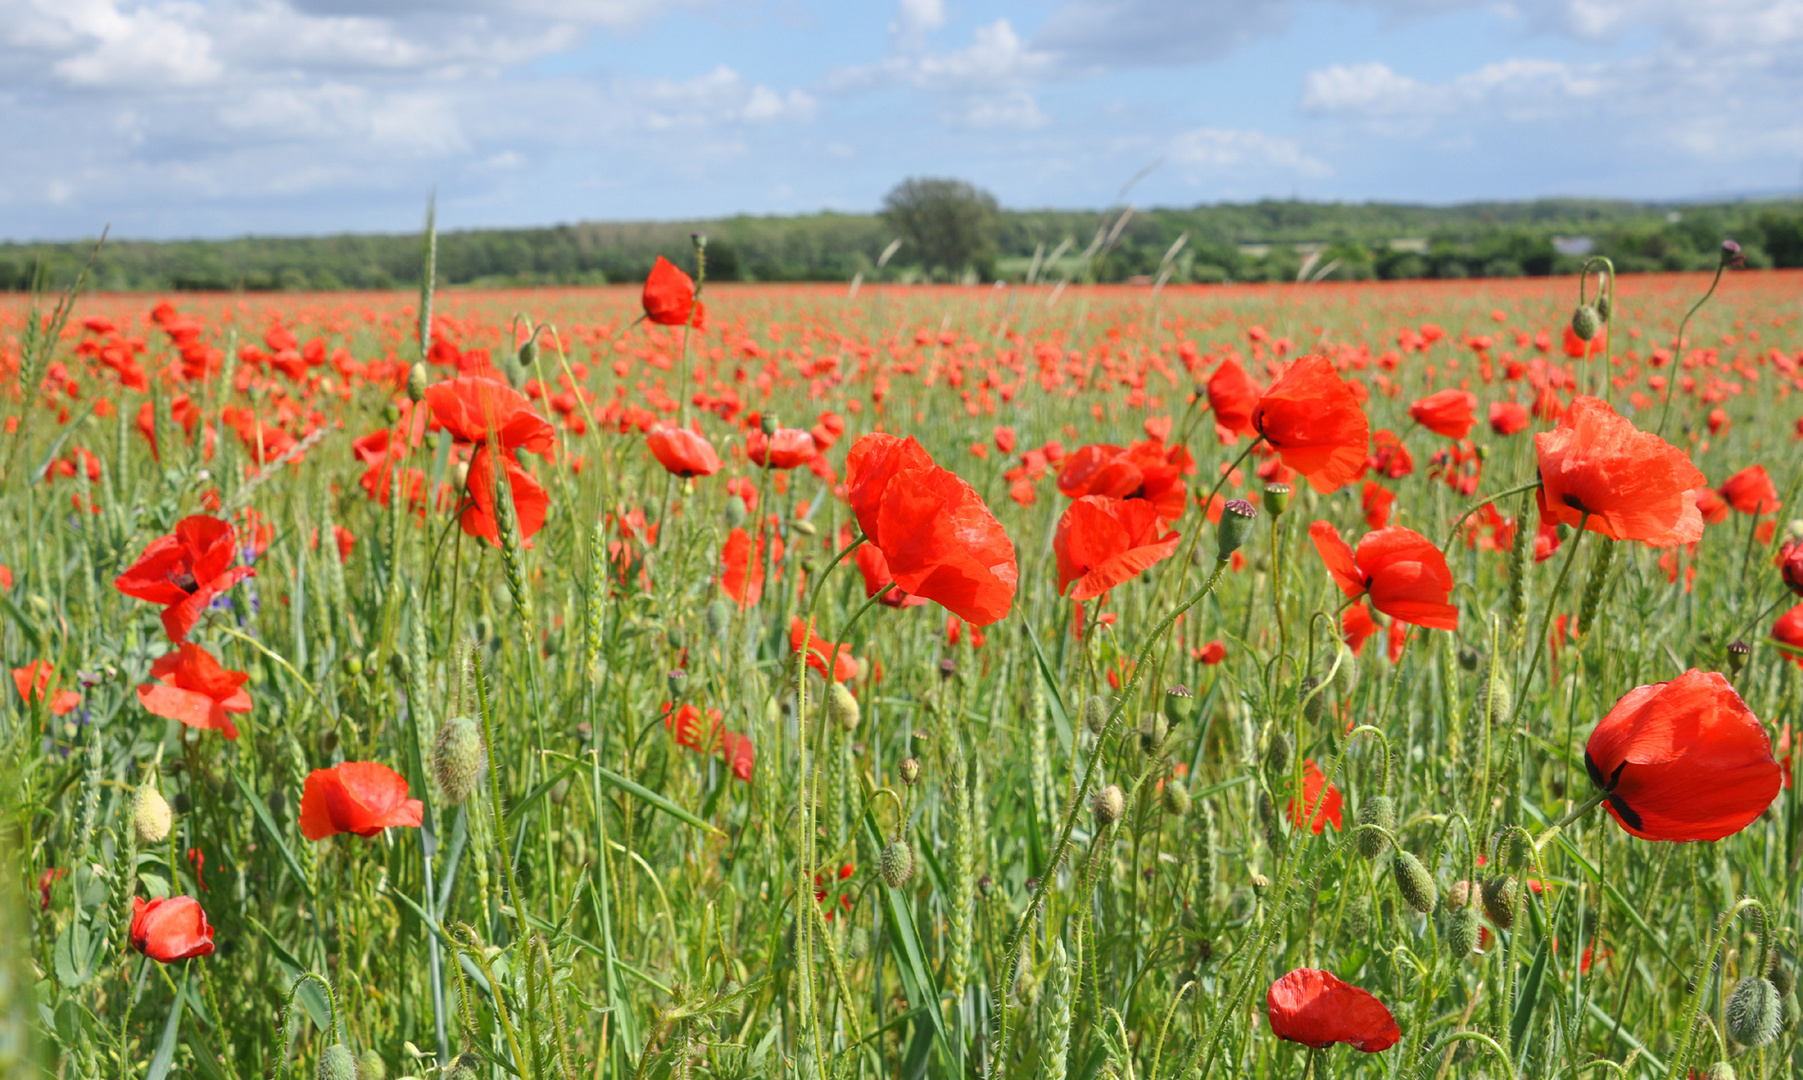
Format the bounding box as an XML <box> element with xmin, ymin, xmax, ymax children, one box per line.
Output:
<box><xmin>881</xmin><ymin>177</ymin><xmax>999</xmax><ymax>280</ymax></box>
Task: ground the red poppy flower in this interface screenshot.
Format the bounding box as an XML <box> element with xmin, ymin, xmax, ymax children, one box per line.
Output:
<box><xmin>1053</xmin><ymin>495</ymin><xmax>1180</xmax><ymax>601</ymax></box>
<box><xmin>1267</xmin><ymin>968</ymin><xmax>1400</xmax><ymax>1052</ymax></box>
<box><xmin>1195</xmin><ymin>639</ymin><xmax>1226</xmax><ymax>664</ymax></box>
<box><xmin>137</xmin><ymin>644</ymin><xmax>252</xmax><ymax>740</ymax></box>
<box><xmin>424</xmin><ymin>377</ymin><xmax>555</xmax><ymax>546</ymax></box>
<box><xmin>1584</xmin><ymin>669</ymin><xmax>1781</xmax><ymax>841</ymax></box>
<box><xmin>1361</xmin><ymin>480</ymin><xmax>1395</xmax><ymax>530</ymax></box>
<box><xmin>1489</xmin><ymin>400</ymin><xmax>1531</xmax><ymax>436</ymax></box>
<box><xmin>1055</xmin><ymin>440</ymin><xmax>1189</xmax><ymax>522</ymax></box>
<box><xmin>844</xmin><ymin>433</ymin><xmax>1018</xmax><ymax>627</ymax></box>
<box><xmin>1409</xmin><ymin>388</ymin><xmax>1478</xmax><ymax>439</ymax></box>
<box><xmin>747</xmin><ymin>428</ymin><xmax>817</xmax><ymax>469</ymax></box>
<box><xmin>1774</xmin><ymin>603</ymin><xmax>1803</xmax><ymax>667</ymax></box>
<box><xmin>719</xmin><ymin>526</ymin><xmax>772</xmax><ymax>608</ymax></box>
<box><xmin>812</xmin><ymin>412</ymin><xmax>847</xmax><ymax>450</ymax></box>
<box><xmin>719</xmin><ymin>731</ymin><xmax>755</xmax><ymax>782</ymax></box>
<box><xmin>1309</xmin><ymin>522</ymin><xmax>1458</xmax><ymax>630</ymax></box>
<box><xmin>1286</xmin><ymin>759</ymin><xmax>1343</xmax><ymax>833</ymax></box>
<box><xmin>1250</xmin><ymin>356</ymin><xmax>1370</xmax><ymax>494</ymax></box>
<box><xmin>1535</xmin><ymin>396</ymin><xmax>1705</xmax><ymax>547</ymax></box>
<box><xmin>1342</xmin><ymin>602</ymin><xmax>1379</xmax><ymax>655</ymax></box>
<box><xmin>1208</xmin><ymin>357</ymin><xmax>1260</xmax><ymax>442</ymax></box>
<box><xmin>854</xmin><ymin>543</ymin><xmax>928</xmax><ymax>608</ymax></box>
<box><xmin>647</xmin><ymin>425</ymin><xmax>722</xmax><ymax>478</ymax></box>
<box><xmin>130</xmin><ymin>896</ymin><xmax>215</xmax><ymax>963</ymax></box>
<box><xmin>1718</xmin><ymin>464</ymin><xmax>1779</xmax><ymax>515</ymax></box>
<box><xmin>1694</xmin><ymin>488</ymin><xmax>1730</xmax><ymax>525</ymax></box>
<box><xmin>114</xmin><ymin>514</ymin><xmax>255</xmax><ymax>642</ymax></box>
<box><xmin>1368</xmin><ymin>431</ymin><xmax>1413</xmax><ymax>480</ymax></box>
<box><xmin>1780</xmin><ymin>542</ymin><xmax>1803</xmax><ymax>597</ymax></box>
<box><xmin>12</xmin><ymin>661</ymin><xmax>80</xmax><ymax>716</ymax></box>
<box><xmin>299</xmin><ymin>762</ymin><xmax>425</xmax><ymax>841</ymax></box>
<box><xmin>642</xmin><ymin>256</ymin><xmax>701</xmax><ymax>326</ymax></box>
<box><xmin>790</xmin><ymin>617</ymin><xmax>857</xmax><ymax>682</ymax></box>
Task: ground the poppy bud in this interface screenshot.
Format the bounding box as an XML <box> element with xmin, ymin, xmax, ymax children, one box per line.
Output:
<box><xmin>1343</xmin><ymin>891</ymin><xmax>1372</xmax><ymax>937</ymax></box>
<box><xmin>880</xmin><ymin>839</ymin><xmax>914</xmax><ymax>888</ymax></box>
<box><xmin>1297</xmin><ymin>676</ymin><xmax>1322</xmax><ymax>724</ymax></box>
<box><xmin>1727</xmin><ymin>639</ymin><xmax>1750</xmax><ymax>675</ymax></box>
<box><xmin>432</xmin><ymin>716</ymin><xmax>484</xmax><ymax>806</ymax></box>
<box><xmin>1162</xmin><ymin>778</ymin><xmax>1191</xmax><ymax>817</ymax></box>
<box><xmin>1163</xmin><ymin>684</ymin><xmax>1195</xmax><ymax>726</ymax></box>
<box><xmin>1446</xmin><ymin>904</ymin><xmax>1481</xmax><ymax>957</ymax></box>
<box><xmin>723</xmin><ymin>496</ymin><xmax>748</xmax><ymax>530</ymax></box>
<box><xmin>1595</xmin><ymin>294</ymin><xmax>1611</xmax><ymax>322</ymax></box>
<box><xmin>1078</xmin><ymin>693</ymin><xmax>1111</xmax><ymax>735</ymax></box>
<box><xmin>1138</xmin><ymin>713</ymin><xmax>1168</xmax><ymax>754</ymax></box>
<box><xmin>938</xmin><ymin>658</ymin><xmax>957</xmax><ymax>680</ymax></box>
<box><xmin>1092</xmin><ymin>784</ymin><xmax>1125</xmax><ymax>827</ymax></box>
<box><xmin>133</xmin><ymin>783</ymin><xmax>173</xmax><ymax>845</ymax></box>
<box><xmin>704</xmin><ymin>597</ymin><xmax>733</xmax><ymax>637</ymax></box>
<box><xmin>358</xmin><ymin>1050</ymin><xmax>387</xmax><ymax>1080</ymax></box>
<box><xmin>444</xmin><ymin>1054</ymin><xmax>484</xmax><ymax>1080</ymax></box>
<box><xmin>1217</xmin><ymin>499</ymin><xmax>1258</xmax><ymax>558</ymax></box>
<box><xmin>1721</xmin><ymin>239</ymin><xmax>1744</xmax><ymax>267</ymax></box>
<box><xmin>846</xmin><ymin>927</ymin><xmax>870</xmax><ymax>960</ymax></box>
<box><xmin>518</xmin><ymin>338</ymin><xmax>538</xmax><ymax>371</ymax></box>
<box><xmin>406</xmin><ymin>363</ymin><xmax>428</xmax><ymax>402</ymax></box>
<box><xmin>1457</xmin><ymin>646</ymin><xmax>1480</xmax><ymax>671</ymax></box>
<box><xmin>898</xmin><ymin>757</ymin><xmax>921</xmax><ymax>786</ymax></box>
<box><xmin>1354</xmin><ymin>796</ymin><xmax>1394</xmax><ymax>859</ymax></box>
<box><xmin>1264</xmin><ymin>730</ymin><xmax>1293</xmax><ymax>774</ymax></box>
<box><xmin>1726</xmin><ymin>976</ymin><xmax>1781</xmax><ymax>1047</ymax></box>
<box><xmin>1480</xmin><ymin>875</ymin><xmax>1518</xmax><ymax>929</ymax></box>
<box><xmin>1392</xmin><ymin>851</ymin><xmax>1437</xmax><ymax>914</ymax></box>
<box><xmin>1263</xmin><ymin>483</ymin><xmax>1291</xmax><ymax>516</ymax></box>
<box><xmin>1704</xmin><ymin>1064</ymin><xmax>1736</xmax><ymax>1080</ymax></box>
<box><xmin>1772</xmin><ymin>961</ymin><xmax>1795</xmax><ymax>997</ymax></box>
<box><xmin>318</xmin><ymin>1045</ymin><xmax>357</xmax><ymax>1080</ymax></box>
<box><xmin>1475</xmin><ymin>675</ymin><xmax>1512</xmax><ymax>727</ymax></box>
<box><xmin>828</xmin><ymin>682</ymin><xmax>860</xmax><ymax>732</ymax></box>
<box><xmin>1571</xmin><ymin>305</ymin><xmax>1601</xmax><ymax>342</ymax></box>
<box><xmin>760</xmin><ymin>413</ymin><xmax>780</xmax><ymax>437</ymax></box>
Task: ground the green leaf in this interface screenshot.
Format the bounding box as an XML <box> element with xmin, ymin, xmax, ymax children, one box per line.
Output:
<box><xmin>1510</xmin><ymin>934</ymin><xmax>1548</xmax><ymax>1061</ymax></box>
<box><xmin>859</xmin><ymin>811</ymin><xmax>952</xmax><ymax>1064</ymax></box>
<box><xmin>228</xmin><ymin>763</ymin><xmax>313</xmax><ymax>897</ymax></box>
<box><xmin>53</xmin><ymin>919</ymin><xmax>98</xmax><ymax>988</ymax></box>
<box><xmin>545</xmin><ymin>753</ymin><xmax>720</xmax><ymax>834</ymax></box>
<box><xmin>147</xmin><ymin>968</ymin><xmax>187</xmax><ymax>1080</ymax></box>
<box><xmin>1024</xmin><ymin>622</ymin><xmax>1073</xmax><ymax>756</ymax></box>
<box><xmin>246</xmin><ymin>917</ymin><xmax>330</xmax><ymax>1032</ymax></box>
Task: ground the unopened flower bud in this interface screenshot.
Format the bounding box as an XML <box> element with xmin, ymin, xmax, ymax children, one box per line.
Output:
<box><xmin>406</xmin><ymin>362</ymin><xmax>428</xmax><ymax>402</ymax></box>
<box><xmin>1704</xmin><ymin>1063</ymin><xmax>1737</xmax><ymax>1080</ymax></box>
<box><xmin>1594</xmin><ymin>294</ymin><xmax>1611</xmax><ymax>322</ymax></box>
<box><xmin>318</xmin><ymin>1045</ymin><xmax>357</xmax><ymax>1080</ymax></box>
<box><xmin>1081</xmin><ymin>693</ymin><xmax>1110</xmax><ymax>735</ymax></box>
<box><xmin>1216</xmin><ymin>499</ymin><xmax>1257</xmax><ymax>558</ymax></box>
<box><xmin>1392</xmin><ymin>851</ymin><xmax>1438</xmax><ymax>914</ymax></box>
<box><xmin>1727</xmin><ymin>976</ymin><xmax>1781</xmax><ymax>1047</ymax></box>
<box><xmin>1161</xmin><ymin>778</ymin><xmax>1191</xmax><ymax>817</ymax></box>
<box><xmin>1446</xmin><ymin>904</ymin><xmax>1481</xmax><ymax>958</ymax></box>
<box><xmin>1481</xmin><ymin>875</ymin><xmax>1519</xmax><ymax>929</ymax></box>
<box><xmin>880</xmin><ymin>839</ymin><xmax>914</xmax><ymax>888</ymax></box>
<box><xmin>1297</xmin><ymin>676</ymin><xmax>1323</xmax><ymax>725</ymax></box>
<box><xmin>1457</xmin><ymin>646</ymin><xmax>1480</xmax><ymax>671</ymax></box>
<box><xmin>723</xmin><ymin>496</ymin><xmax>748</xmax><ymax>530</ymax></box>
<box><xmin>828</xmin><ymin>682</ymin><xmax>860</xmax><ymax>732</ymax></box>
<box><xmin>358</xmin><ymin>1050</ymin><xmax>387</xmax><ymax>1080</ymax></box>
<box><xmin>1354</xmin><ymin>795</ymin><xmax>1394</xmax><ymax>859</ymax></box>
<box><xmin>1262</xmin><ymin>483</ymin><xmax>1290</xmax><ymax>516</ymax></box>
<box><xmin>1138</xmin><ymin>713</ymin><xmax>1168</xmax><ymax>754</ymax></box>
<box><xmin>1163</xmin><ymin>684</ymin><xmax>1195</xmax><ymax>726</ymax></box>
<box><xmin>1721</xmin><ymin>239</ymin><xmax>1744</xmax><ymax>266</ymax></box>
<box><xmin>1475</xmin><ymin>675</ymin><xmax>1512</xmax><ymax>727</ymax></box>
<box><xmin>1344</xmin><ymin>892</ymin><xmax>1372</xmax><ymax>937</ymax></box>
<box><xmin>898</xmin><ymin>757</ymin><xmax>921</xmax><ymax>786</ymax></box>
<box><xmin>133</xmin><ymin>783</ymin><xmax>172</xmax><ymax>844</ymax></box>
<box><xmin>1571</xmin><ymin>305</ymin><xmax>1601</xmax><ymax>342</ymax></box>
<box><xmin>433</xmin><ymin>715</ymin><xmax>484</xmax><ymax>806</ymax></box>
<box><xmin>444</xmin><ymin>1054</ymin><xmax>484</xmax><ymax>1080</ymax></box>
<box><xmin>1092</xmin><ymin>784</ymin><xmax>1125</xmax><ymax>827</ymax></box>
<box><xmin>1264</xmin><ymin>730</ymin><xmax>1293</xmax><ymax>775</ymax></box>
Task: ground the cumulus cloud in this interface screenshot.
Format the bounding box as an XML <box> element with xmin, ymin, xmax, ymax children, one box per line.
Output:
<box><xmin>1169</xmin><ymin>127</ymin><xmax>1330</xmax><ymax>178</ymax></box>
<box><xmin>1034</xmin><ymin>0</ymin><xmax>1291</xmax><ymax>67</ymax></box>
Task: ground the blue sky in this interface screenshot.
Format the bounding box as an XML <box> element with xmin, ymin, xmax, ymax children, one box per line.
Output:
<box><xmin>2</xmin><ymin>0</ymin><xmax>1799</xmax><ymax>240</ymax></box>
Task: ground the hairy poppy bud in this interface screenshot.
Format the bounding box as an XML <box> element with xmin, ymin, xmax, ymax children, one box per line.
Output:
<box><xmin>1727</xmin><ymin>640</ymin><xmax>1750</xmax><ymax>675</ymax></box>
<box><xmin>1481</xmin><ymin>876</ymin><xmax>1519</xmax><ymax>929</ymax></box>
<box><xmin>1354</xmin><ymin>796</ymin><xmax>1394</xmax><ymax>859</ymax></box>
<box><xmin>1092</xmin><ymin>784</ymin><xmax>1125</xmax><ymax>827</ymax></box>
<box><xmin>133</xmin><ymin>783</ymin><xmax>173</xmax><ymax>845</ymax></box>
<box><xmin>1392</xmin><ymin>851</ymin><xmax>1437</xmax><ymax>914</ymax></box>
<box><xmin>1446</xmin><ymin>904</ymin><xmax>1481</xmax><ymax>957</ymax></box>
<box><xmin>406</xmin><ymin>362</ymin><xmax>428</xmax><ymax>402</ymax></box>
<box><xmin>880</xmin><ymin>839</ymin><xmax>914</xmax><ymax>888</ymax></box>
<box><xmin>358</xmin><ymin>1050</ymin><xmax>387</xmax><ymax>1080</ymax></box>
<box><xmin>1217</xmin><ymin>499</ymin><xmax>1258</xmax><ymax>558</ymax></box>
<box><xmin>760</xmin><ymin>413</ymin><xmax>780</xmax><ymax>436</ymax></box>
<box><xmin>1263</xmin><ymin>483</ymin><xmax>1291</xmax><ymax>516</ymax></box>
<box><xmin>1080</xmin><ymin>693</ymin><xmax>1110</xmax><ymax>735</ymax></box>
<box><xmin>704</xmin><ymin>597</ymin><xmax>733</xmax><ymax>638</ymax></box>
<box><xmin>846</xmin><ymin>927</ymin><xmax>870</xmax><ymax>961</ymax></box>
<box><xmin>433</xmin><ymin>716</ymin><xmax>484</xmax><ymax>806</ymax></box>
<box><xmin>1772</xmin><ymin>961</ymin><xmax>1795</xmax><ymax>997</ymax></box>
<box><xmin>828</xmin><ymin>682</ymin><xmax>860</xmax><ymax>732</ymax></box>
<box><xmin>1264</xmin><ymin>730</ymin><xmax>1293</xmax><ymax>775</ymax></box>
<box><xmin>1162</xmin><ymin>778</ymin><xmax>1191</xmax><ymax>817</ymax></box>
<box><xmin>1298</xmin><ymin>676</ymin><xmax>1322</xmax><ymax>724</ymax></box>
<box><xmin>318</xmin><ymin>1045</ymin><xmax>357</xmax><ymax>1080</ymax></box>
<box><xmin>1475</xmin><ymin>675</ymin><xmax>1512</xmax><ymax>727</ymax></box>
<box><xmin>1343</xmin><ymin>891</ymin><xmax>1372</xmax><ymax>937</ymax></box>
<box><xmin>1704</xmin><ymin>1064</ymin><xmax>1736</xmax><ymax>1080</ymax></box>
<box><xmin>898</xmin><ymin>757</ymin><xmax>921</xmax><ymax>786</ymax></box>
<box><xmin>443</xmin><ymin>1054</ymin><xmax>484</xmax><ymax>1080</ymax></box>
<box><xmin>1163</xmin><ymin>684</ymin><xmax>1195</xmax><ymax>726</ymax></box>
<box><xmin>723</xmin><ymin>495</ymin><xmax>748</xmax><ymax>530</ymax></box>
<box><xmin>1138</xmin><ymin>713</ymin><xmax>1168</xmax><ymax>755</ymax></box>
<box><xmin>1727</xmin><ymin>976</ymin><xmax>1781</xmax><ymax>1047</ymax></box>
<box><xmin>1594</xmin><ymin>294</ymin><xmax>1611</xmax><ymax>322</ymax></box>
<box><xmin>1571</xmin><ymin>305</ymin><xmax>1601</xmax><ymax>343</ymax></box>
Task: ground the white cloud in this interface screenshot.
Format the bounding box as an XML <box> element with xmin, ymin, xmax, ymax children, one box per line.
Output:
<box><xmin>1168</xmin><ymin>127</ymin><xmax>1330</xmax><ymax>178</ymax></box>
<box><xmin>1034</xmin><ymin>0</ymin><xmax>1291</xmax><ymax>67</ymax></box>
<box><xmin>635</xmin><ymin>66</ymin><xmax>816</xmax><ymax>130</ymax></box>
<box><xmin>890</xmin><ymin>0</ymin><xmax>945</xmax><ymax>48</ymax></box>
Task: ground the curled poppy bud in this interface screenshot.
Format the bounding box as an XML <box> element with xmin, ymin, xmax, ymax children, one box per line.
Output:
<box><xmin>1392</xmin><ymin>851</ymin><xmax>1437</xmax><ymax>914</ymax></box>
<box><xmin>432</xmin><ymin>716</ymin><xmax>483</xmax><ymax>806</ymax></box>
<box><xmin>319</xmin><ymin>1045</ymin><xmax>357</xmax><ymax>1080</ymax></box>
<box><xmin>1726</xmin><ymin>976</ymin><xmax>1781</xmax><ymax>1047</ymax></box>
<box><xmin>1080</xmin><ymin>694</ymin><xmax>1110</xmax><ymax>735</ymax></box>
<box><xmin>879</xmin><ymin>839</ymin><xmax>914</xmax><ymax>887</ymax></box>
<box><xmin>133</xmin><ymin>783</ymin><xmax>172</xmax><ymax>844</ymax></box>
<box><xmin>1446</xmin><ymin>901</ymin><xmax>1481</xmax><ymax>958</ymax></box>
<box><xmin>1354</xmin><ymin>795</ymin><xmax>1393</xmax><ymax>859</ymax></box>
<box><xmin>1266</xmin><ymin>968</ymin><xmax>1400</xmax><ymax>1052</ymax></box>
<box><xmin>828</xmin><ymin>682</ymin><xmax>860</xmax><ymax>732</ymax></box>
<box><xmin>1161</xmin><ymin>778</ymin><xmax>1191</xmax><ymax>817</ymax></box>
<box><xmin>1571</xmin><ymin>305</ymin><xmax>1601</xmax><ymax>342</ymax></box>
<box><xmin>1482</xmin><ymin>875</ymin><xmax>1519</xmax><ymax>928</ymax></box>
<box><xmin>406</xmin><ymin>362</ymin><xmax>428</xmax><ymax>402</ymax></box>
<box><xmin>1584</xmin><ymin>669</ymin><xmax>1780</xmax><ymax>841</ymax></box>
<box><xmin>1092</xmin><ymin>784</ymin><xmax>1125</xmax><ymax>827</ymax></box>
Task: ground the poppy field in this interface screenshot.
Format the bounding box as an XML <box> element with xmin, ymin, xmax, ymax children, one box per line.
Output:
<box><xmin>4</xmin><ymin>245</ymin><xmax>1803</xmax><ymax>1080</ymax></box>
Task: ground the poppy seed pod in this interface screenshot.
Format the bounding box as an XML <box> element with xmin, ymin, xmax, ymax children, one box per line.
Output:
<box><xmin>133</xmin><ymin>783</ymin><xmax>173</xmax><ymax>844</ymax></box>
<box><xmin>1092</xmin><ymin>784</ymin><xmax>1126</xmax><ymax>827</ymax></box>
<box><xmin>1263</xmin><ymin>483</ymin><xmax>1291</xmax><ymax>516</ymax></box>
<box><xmin>432</xmin><ymin>716</ymin><xmax>484</xmax><ymax>806</ymax></box>
<box><xmin>1446</xmin><ymin>904</ymin><xmax>1481</xmax><ymax>957</ymax></box>
<box><xmin>1217</xmin><ymin>499</ymin><xmax>1258</xmax><ymax>558</ymax></box>
<box><xmin>406</xmin><ymin>362</ymin><xmax>428</xmax><ymax>403</ymax></box>
<box><xmin>318</xmin><ymin>1045</ymin><xmax>357</xmax><ymax>1080</ymax></box>
<box><xmin>1354</xmin><ymin>796</ymin><xmax>1394</xmax><ymax>859</ymax></box>
<box><xmin>879</xmin><ymin>839</ymin><xmax>914</xmax><ymax>888</ymax></box>
<box><xmin>1481</xmin><ymin>876</ymin><xmax>1519</xmax><ymax>929</ymax></box>
<box><xmin>828</xmin><ymin>682</ymin><xmax>860</xmax><ymax>732</ymax></box>
<box><xmin>1139</xmin><ymin>713</ymin><xmax>1168</xmax><ymax>754</ymax></box>
<box><xmin>1163</xmin><ymin>684</ymin><xmax>1196</xmax><ymax>726</ymax></box>
<box><xmin>1081</xmin><ymin>693</ymin><xmax>1110</xmax><ymax>735</ymax></box>
<box><xmin>358</xmin><ymin>1050</ymin><xmax>387</xmax><ymax>1080</ymax></box>
<box><xmin>1162</xmin><ymin>778</ymin><xmax>1191</xmax><ymax>817</ymax></box>
<box><xmin>1392</xmin><ymin>851</ymin><xmax>1437</xmax><ymax>914</ymax></box>
<box><xmin>898</xmin><ymin>757</ymin><xmax>921</xmax><ymax>786</ymax></box>
<box><xmin>1726</xmin><ymin>976</ymin><xmax>1781</xmax><ymax>1047</ymax></box>
<box><xmin>1571</xmin><ymin>305</ymin><xmax>1601</xmax><ymax>343</ymax></box>
<box><xmin>760</xmin><ymin>413</ymin><xmax>780</xmax><ymax>437</ymax></box>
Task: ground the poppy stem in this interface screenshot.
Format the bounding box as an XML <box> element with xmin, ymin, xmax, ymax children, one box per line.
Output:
<box><xmin>1655</xmin><ymin>258</ymin><xmax>1729</xmax><ymax>439</ymax></box>
<box><xmin>1439</xmin><ymin>479</ymin><xmax>1541</xmax><ymax>554</ymax></box>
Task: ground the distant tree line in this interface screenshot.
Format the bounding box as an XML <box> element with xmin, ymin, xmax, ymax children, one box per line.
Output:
<box><xmin>4</xmin><ymin>188</ymin><xmax>1801</xmax><ymax>293</ymax></box>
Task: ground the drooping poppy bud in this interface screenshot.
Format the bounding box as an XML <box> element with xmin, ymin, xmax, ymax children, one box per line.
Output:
<box><xmin>1081</xmin><ymin>694</ymin><xmax>1110</xmax><ymax>735</ymax></box>
<box><xmin>1392</xmin><ymin>851</ymin><xmax>1437</xmax><ymax>913</ymax></box>
<box><xmin>1092</xmin><ymin>784</ymin><xmax>1125</xmax><ymax>827</ymax></box>
<box><xmin>828</xmin><ymin>682</ymin><xmax>860</xmax><ymax>732</ymax></box>
<box><xmin>1354</xmin><ymin>795</ymin><xmax>1393</xmax><ymax>859</ymax></box>
<box><xmin>1726</xmin><ymin>976</ymin><xmax>1781</xmax><ymax>1047</ymax></box>
<box><xmin>1138</xmin><ymin>713</ymin><xmax>1168</xmax><ymax>755</ymax></box>
<box><xmin>432</xmin><ymin>716</ymin><xmax>484</xmax><ymax>806</ymax></box>
<box><xmin>1161</xmin><ymin>779</ymin><xmax>1191</xmax><ymax>817</ymax></box>
<box><xmin>406</xmin><ymin>362</ymin><xmax>428</xmax><ymax>402</ymax></box>
<box><xmin>358</xmin><ymin>1050</ymin><xmax>387</xmax><ymax>1080</ymax></box>
<box><xmin>318</xmin><ymin>1044</ymin><xmax>357</xmax><ymax>1080</ymax></box>
<box><xmin>1571</xmin><ymin>305</ymin><xmax>1601</xmax><ymax>342</ymax></box>
<box><xmin>880</xmin><ymin>839</ymin><xmax>914</xmax><ymax>888</ymax></box>
<box><xmin>1446</xmin><ymin>902</ymin><xmax>1481</xmax><ymax>958</ymax></box>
